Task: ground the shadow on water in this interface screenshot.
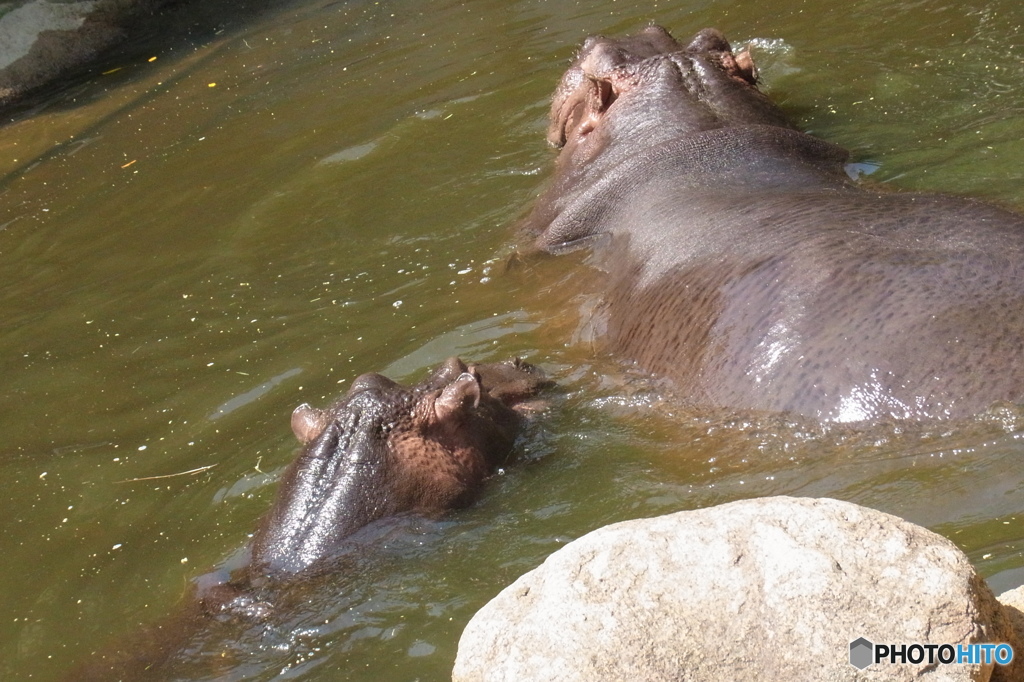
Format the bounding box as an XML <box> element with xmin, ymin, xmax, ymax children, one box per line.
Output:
<box><xmin>0</xmin><ymin>0</ymin><xmax>314</xmax><ymax>186</ymax></box>
<box><xmin>1</xmin><ymin>0</ymin><xmax>316</xmax><ymax>115</ymax></box>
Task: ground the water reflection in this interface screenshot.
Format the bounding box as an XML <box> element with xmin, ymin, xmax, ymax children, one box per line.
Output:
<box><xmin>208</xmin><ymin>367</ymin><xmax>303</xmax><ymax>420</ymax></box>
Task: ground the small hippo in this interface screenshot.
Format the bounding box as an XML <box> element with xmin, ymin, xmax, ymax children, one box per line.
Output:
<box><xmin>68</xmin><ymin>357</ymin><xmax>549</xmax><ymax>680</ymax></box>
<box><xmin>523</xmin><ymin>26</ymin><xmax>1024</xmax><ymax>423</ymax></box>
<box><xmin>251</xmin><ymin>356</ymin><xmax>550</xmax><ymax>578</ymax></box>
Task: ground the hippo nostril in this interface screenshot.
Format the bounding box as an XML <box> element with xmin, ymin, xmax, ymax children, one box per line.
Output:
<box><xmin>596</xmin><ymin>79</ymin><xmax>616</xmax><ymax>111</ymax></box>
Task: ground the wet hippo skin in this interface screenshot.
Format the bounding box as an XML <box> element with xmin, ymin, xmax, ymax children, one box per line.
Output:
<box><xmin>523</xmin><ymin>26</ymin><xmax>1024</xmax><ymax>423</ymax></box>
<box><xmin>252</xmin><ymin>356</ymin><xmax>550</xmax><ymax>578</ymax></box>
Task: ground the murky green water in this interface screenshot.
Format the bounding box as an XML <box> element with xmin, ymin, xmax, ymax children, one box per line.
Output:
<box><xmin>2</xmin><ymin>0</ymin><xmax>1024</xmax><ymax>679</ymax></box>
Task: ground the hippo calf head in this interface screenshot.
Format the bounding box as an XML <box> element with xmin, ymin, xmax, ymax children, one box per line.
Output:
<box><xmin>250</xmin><ymin>357</ymin><xmax>549</xmax><ymax>578</ymax></box>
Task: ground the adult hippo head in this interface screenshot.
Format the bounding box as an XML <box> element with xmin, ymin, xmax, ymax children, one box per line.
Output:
<box><xmin>251</xmin><ymin>357</ymin><xmax>550</xmax><ymax>578</ymax></box>
<box><xmin>523</xmin><ymin>26</ymin><xmax>1024</xmax><ymax>423</ymax></box>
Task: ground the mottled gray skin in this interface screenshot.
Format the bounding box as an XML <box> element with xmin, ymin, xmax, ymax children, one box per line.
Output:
<box><xmin>524</xmin><ymin>26</ymin><xmax>1024</xmax><ymax>423</ymax></box>
<box><xmin>251</xmin><ymin>356</ymin><xmax>549</xmax><ymax>578</ymax></box>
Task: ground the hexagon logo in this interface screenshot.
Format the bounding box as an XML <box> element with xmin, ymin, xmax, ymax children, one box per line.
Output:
<box><xmin>850</xmin><ymin>637</ymin><xmax>874</xmax><ymax>669</ymax></box>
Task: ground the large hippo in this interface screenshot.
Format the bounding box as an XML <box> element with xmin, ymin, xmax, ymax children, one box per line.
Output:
<box><xmin>523</xmin><ymin>26</ymin><xmax>1024</xmax><ymax>423</ymax></box>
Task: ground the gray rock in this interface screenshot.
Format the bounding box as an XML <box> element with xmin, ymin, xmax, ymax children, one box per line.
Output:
<box><xmin>0</xmin><ymin>0</ymin><xmax>164</xmax><ymax>105</ymax></box>
<box><xmin>454</xmin><ymin>497</ymin><xmax>1017</xmax><ymax>682</ymax></box>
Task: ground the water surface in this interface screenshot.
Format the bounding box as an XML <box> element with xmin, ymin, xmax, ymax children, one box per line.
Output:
<box><xmin>2</xmin><ymin>0</ymin><xmax>1024</xmax><ymax>679</ymax></box>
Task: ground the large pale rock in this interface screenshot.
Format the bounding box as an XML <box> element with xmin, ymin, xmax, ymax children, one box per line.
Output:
<box><xmin>454</xmin><ymin>497</ymin><xmax>1017</xmax><ymax>682</ymax></box>
<box><xmin>994</xmin><ymin>586</ymin><xmax>1024</xmax><ymax>682</ymax></box>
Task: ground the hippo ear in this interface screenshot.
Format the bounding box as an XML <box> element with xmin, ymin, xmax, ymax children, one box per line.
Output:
<box><xmin>577</xmin><ymin>43</ymin><xmax>632</xmax><ymax>123</ymax></box>
<box><xmin>434</xmin><ymin>356</ymin><xmax>470</xmax><ymax>384</ymax></box>
<box><xmin>291</xmin><ymin>404</ymin><xmax>328</xmax><ymax>444</ymax></box>
<box><xmin>434</xmin><ymin>372</ymin><xmax>481</xmax><ymax>421</ymax></box>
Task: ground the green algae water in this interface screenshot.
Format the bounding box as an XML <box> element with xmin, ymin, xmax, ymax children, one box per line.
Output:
<box><xmin>2</xmin><ymin>0</ymin><xmax>1024</xmax><ymax>679</ymax></box>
